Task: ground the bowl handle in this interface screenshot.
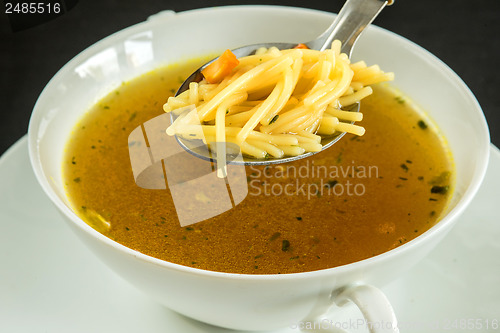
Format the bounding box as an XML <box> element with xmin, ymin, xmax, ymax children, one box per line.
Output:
<box><xmin>302</xmin><ymin>284</ymin><xmax>399</xmax><ymax>333</ymax></box>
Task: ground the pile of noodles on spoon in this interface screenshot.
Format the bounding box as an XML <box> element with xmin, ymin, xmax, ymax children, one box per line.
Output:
<box><xmin>164</xmin><ymin>41</ymin><xmax>393</xmax><ymax>174</ymax></box>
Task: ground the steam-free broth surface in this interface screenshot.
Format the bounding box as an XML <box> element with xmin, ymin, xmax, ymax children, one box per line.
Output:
<box><xmin>63</xmin><ymin>59</ymin><xmax>453</xmax><ymax>274</ymax></box>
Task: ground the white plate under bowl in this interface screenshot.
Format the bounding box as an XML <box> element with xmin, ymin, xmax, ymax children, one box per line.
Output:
<box><xmin>1</xmin><ymin>137</ymin><xmax>499</xmax><ymax>332</ymax></box>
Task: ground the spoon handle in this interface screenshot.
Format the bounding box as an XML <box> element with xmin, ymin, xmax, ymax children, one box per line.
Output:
<box><xmin>308</xmin><ymin>0</ymin><xmax>392</xmax><ymax>56</ymax></box>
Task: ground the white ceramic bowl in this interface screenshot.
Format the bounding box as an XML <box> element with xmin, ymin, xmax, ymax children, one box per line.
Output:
<box><xmin>28</xmin><ymin>5</ymin><xmax>489</xmax><ymax>331</ymax></box>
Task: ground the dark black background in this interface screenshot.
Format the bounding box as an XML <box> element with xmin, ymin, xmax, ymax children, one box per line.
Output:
<box><xmin>1</xmin><ymin>0</ymin><xmax>499</xmax><ymax>156</ymax></box>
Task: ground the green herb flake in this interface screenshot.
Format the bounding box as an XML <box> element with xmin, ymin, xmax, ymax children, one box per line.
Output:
<box><xmin>125</xmin><ymin>227</ymin><xmax>130</xmax><ymax>231</ymax></box>
<box><xmin>103</xmin><ymin>105</ymin><xmax>110</xmax><ymax>110</ymax></box>
<box><xmin>429</xmin><ymin>171</ymin><xmax>451</xmax><ymax>185</ymax></box>
<box><xmin>73</xmin><ymin>177</ymin><xmax>81</xmax><ymax>183</ymax></box>
<box><xmin>282</xmin><ymin>239</ymin><xmax>291</xmax><ymax>252</ymax></box>
<box><xmin>128</xmin><ymin>112</ymin><xmax>137</xmax><ymax>122</ymax></box>
<box><xmin>185</xmin><ymin>227</ymin><xmax>194</xmax><ymax>231</ymax></box>
<box><xmin>296</xmin><ymin>216</ymin><xmax>302</xmax><ymax>221</ymax></box>
<box><xmin>325</xmin><ymin>180</ymin><xmax>338</xmax><ymax>188</ymax></box>
<box><xmin>430</xmin><ymin>185</ymin><xmax>449</xmax><ymax>194</ymax></box>
<box><xmin>71</xmin><ymin>156</ymin><xmax>76</xmax><ymax>165</ymax></box>
<box><xmin>400</xmin><ymin>163</ymin><xmax>409</xmax><ymax>172</ymax></box>
<box><xmin>290</xmin><ymin>256</ymin><xmax>300</xmax><ymax>260</ymax></box>
<box><xmin>417</xmin><ymin>120</ymin><xmax>428</xmax><ymax>130</ymax></box>
<box><xmin>269</xmin><ymin>232</ymin><xmax>281</xmax><ymax>241</ymax></box>
<box><xmin>336</xmin><ymin>151</ymin><xmax>343</xmax><ymax>164</ymax></box>
<box><xmin>395</xmin><ymin>96</ymin><xmax>405</xmax><ymax>104</ymax></box>
<box><xmin>269</xmin><ymin>115</ymin><xmax>279</xmax><ymax>124</ymax></box>
<box><xmin>254</xmin><ymin>254</ymin><xmax>263</xmax><ymax>259</ymax></box>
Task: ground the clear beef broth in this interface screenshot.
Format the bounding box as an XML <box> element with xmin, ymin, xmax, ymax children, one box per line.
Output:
<box><xmin>63</xmin><ymin>59</ymin><xmax>453</xmax><ymax>274</ymax></box>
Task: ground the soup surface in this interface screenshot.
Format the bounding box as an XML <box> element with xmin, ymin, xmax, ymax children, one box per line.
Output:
<box><xmin>63</xmin><ymin>58</ymin><xmax>453</xmax><ymax>274</ymax></box>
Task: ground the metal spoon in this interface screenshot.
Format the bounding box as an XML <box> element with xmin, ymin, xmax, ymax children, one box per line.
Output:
<box><xmin>172</xmin><ymin>0</ymin><xmax>393</xmax><ymax>166</ymax></box>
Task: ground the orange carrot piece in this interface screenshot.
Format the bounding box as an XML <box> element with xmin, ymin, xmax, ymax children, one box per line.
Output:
<box><xmin>201</xmin><ymin>49</ymin><xmax>240</xmax><ymax>84</ymax></box>
<box><xmin>293</xmin><ymin>43</ymin><xmax>309</xmax><ymax>49</ymax></box>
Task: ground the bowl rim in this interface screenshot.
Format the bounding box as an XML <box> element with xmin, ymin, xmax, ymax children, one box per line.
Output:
<box><xmin>28</xmin><ymin>4</ymin><xmax>490</xmax><ymax>282</ymax></box>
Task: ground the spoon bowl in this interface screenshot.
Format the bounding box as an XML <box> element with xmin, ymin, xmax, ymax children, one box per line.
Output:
<box><xmin>172</xmin><ymin>0</ymin><xmax>392</xmax><ymax>166</ymax></box>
